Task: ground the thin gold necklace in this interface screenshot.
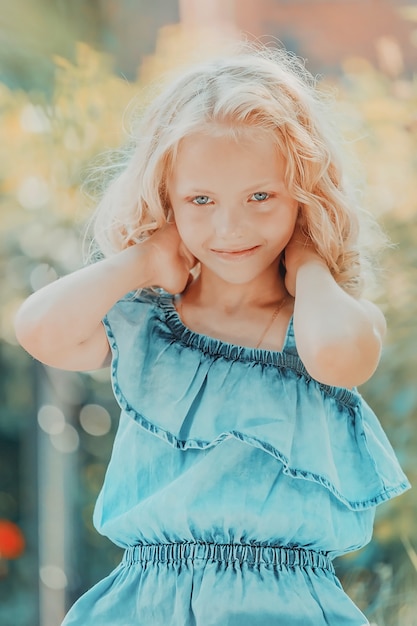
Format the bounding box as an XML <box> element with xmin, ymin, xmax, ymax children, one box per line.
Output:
<box><xmin>177</xmin><ymin>296</ymin><xmax>287</xmax><ymax>349</ymax></box>
<box><xmin>255</xmin><ymin>296</ymin><xmax>287</xmax><ymax>348</ymax></box>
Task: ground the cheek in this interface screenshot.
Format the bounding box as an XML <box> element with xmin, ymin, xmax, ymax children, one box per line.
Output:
<box><xmin>286</xmin><ymin>215</ymin><xmax>299</xmax><ymax>241</ymax></box>
<box><xmin>171</xmin><ymin>205</ymin><xmax>186</xmax><ymax>232</ymax></box>
<box><xmin>267</xmin><ymin>207</ymin><xmax>298</xmax><ymax>245</ymax></box>
<box><xmin>173</xmin><ymin>204</ymin><xmax>208</xmax><ymax>240</ymax></box>
<box><xmin>172</xmin><ymin>211</ymin><xmax>198</xmax><ymax>248</ymax></box>
<box><xmin>283</xmin><ymin>203</ymin><xmax>299</xmax><ymax>237</ymax></box>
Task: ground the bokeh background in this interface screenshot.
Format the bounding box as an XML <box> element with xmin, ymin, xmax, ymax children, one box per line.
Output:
<box><xmin>1</xmin><ymin>1</ymin><xmax>416</xmax><ymax>625</ymax></box>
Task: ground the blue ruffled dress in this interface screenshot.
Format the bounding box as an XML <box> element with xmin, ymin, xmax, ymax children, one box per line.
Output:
<box><xmin>62</xmin><ymin>290</ymin><xmax>410</xmax><ymax>625</ymax></box>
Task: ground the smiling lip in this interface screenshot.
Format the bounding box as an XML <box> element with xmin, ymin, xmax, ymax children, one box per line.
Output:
<box><xmin>211</xmin><ymin>245</ymin><xmax>260</xmax><ymax>259</ymax></box>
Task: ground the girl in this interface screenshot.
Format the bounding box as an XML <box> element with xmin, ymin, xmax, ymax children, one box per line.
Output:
<box><xmin>15</xmin><ymin>45</ymin><xmax>410</xmax><ymax>625</ymax></box>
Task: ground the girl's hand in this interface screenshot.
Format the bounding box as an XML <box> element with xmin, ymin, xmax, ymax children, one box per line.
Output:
<box><xmin>146</xmin><ymin>221</ymin><xmax>196</xmax><ymax>294</ymax></box>
<box><xmin>283</xmin><ymin>221</ymin><xmax>326</xmax><ymax>296</ymax></box>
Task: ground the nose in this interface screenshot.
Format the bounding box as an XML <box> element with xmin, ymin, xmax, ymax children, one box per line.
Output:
<box><xmin>213</xmin><ymin>205</ymin><xmax>243</xmax><ymax>239</ymax></box>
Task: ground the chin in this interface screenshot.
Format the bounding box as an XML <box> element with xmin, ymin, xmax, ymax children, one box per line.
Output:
<box><xmin>211</xmin><ymin>269</ymin><xmax>267</xmax><ymax>285</ymax></box>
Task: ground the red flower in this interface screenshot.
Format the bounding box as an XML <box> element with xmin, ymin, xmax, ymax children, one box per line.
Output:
<box><xmin>0</xmin><ymin>520</ymin><xmax>25</xmax><ymax>559</ymax></box>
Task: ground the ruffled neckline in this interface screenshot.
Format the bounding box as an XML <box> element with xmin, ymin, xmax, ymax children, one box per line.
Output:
<box><xmin>159</xmin><ymin>292</ymin><xmax>298</xmax><ymax>361</ymax></box>
<box><xmin>157</xmin><ymin>293</ymin><xmax>359</xmax><ymax>408</ymax></box>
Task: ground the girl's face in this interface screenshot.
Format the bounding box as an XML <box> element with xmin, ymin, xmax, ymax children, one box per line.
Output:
<box><xmin>168</xmin><ymin>129</ymin><xmax>299</xmax><ymax>288</ymax></box>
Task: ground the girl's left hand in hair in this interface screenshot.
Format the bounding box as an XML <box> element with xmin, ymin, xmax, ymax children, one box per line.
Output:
<box><xmin>283</xmin><ymin>221</ymin><xmax>327</xmax><ymax>296</ymax></box>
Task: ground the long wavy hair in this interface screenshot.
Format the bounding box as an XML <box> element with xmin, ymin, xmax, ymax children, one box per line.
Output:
<box><xmin>87</xmin><ymin>43</ymin><xmax>383</xmax><ymax>296</ymax></box>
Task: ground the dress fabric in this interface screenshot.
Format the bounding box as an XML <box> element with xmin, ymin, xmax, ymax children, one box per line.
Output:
<box><xmin>62</xmin><ymin>290</ymin><xmax>410</xmax><ymax>626</ymax></box>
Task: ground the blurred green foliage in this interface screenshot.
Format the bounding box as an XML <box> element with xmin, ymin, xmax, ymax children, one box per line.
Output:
<box><xmin>0</xmin><ymin>18</ymin><xmax>416</xmax><ymax>626</ymax></box>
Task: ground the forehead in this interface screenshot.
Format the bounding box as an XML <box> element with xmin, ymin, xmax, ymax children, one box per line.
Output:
<box><xmin>170</xmin><ymin>128</ymin><xmax>287</xmax><ymax>187</ymax></box>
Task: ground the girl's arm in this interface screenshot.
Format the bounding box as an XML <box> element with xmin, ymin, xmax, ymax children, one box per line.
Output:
<box><xmin>285</xmin><ymin>226</ymin><xmax>386</xmax><ymax>389</ymax></box>
<box><xmin>14</xmin><ymin>224</ymin><xmax>195</xmax><ymax>372</ymax></box>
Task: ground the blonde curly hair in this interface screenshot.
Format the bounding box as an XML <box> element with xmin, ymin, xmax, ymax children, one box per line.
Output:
<box><xmin>88</xmin><ymin>43</ymin><xmax>382</xmax><ymax>296</ymax></box>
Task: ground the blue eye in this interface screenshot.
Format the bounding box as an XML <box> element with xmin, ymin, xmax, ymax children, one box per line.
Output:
<box><xmin>192</xmin><ymin>195</ymin><xmax>212</xmax><ymax>205</ymax></box>
<box><xmin>251</xmin><ymin>192</ymin><xmax>269</xmax><ymax>202</ymax></box>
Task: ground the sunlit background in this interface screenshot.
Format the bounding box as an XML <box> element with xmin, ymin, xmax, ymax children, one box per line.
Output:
<box><xmin>0</xmin><ymin>1</ymin><xmax>416</xmax><ymax>625</ymax></box>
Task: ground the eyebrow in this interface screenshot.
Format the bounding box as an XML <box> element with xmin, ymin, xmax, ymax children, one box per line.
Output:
<box><xmin>178</xmin><ymin>181</ymin><xmax>286</xmax><ymax>195</ymax></box>
<box><xmin>180</xmin><ymin>189</ymin><xmax>214</xmax><ymax>196</ymax></box>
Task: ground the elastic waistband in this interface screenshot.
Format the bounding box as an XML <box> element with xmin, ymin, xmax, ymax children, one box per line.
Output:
<box><xmin>122</xmin><ymin>542</ymin><xmax>334</xmax><ymax>573</ymax></box>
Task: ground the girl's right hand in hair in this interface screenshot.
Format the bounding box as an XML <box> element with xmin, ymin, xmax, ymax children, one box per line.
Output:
<box><xmin>146</xmin><ymin>222</ymin><xmax>196</xmax><ymax>294</ymax></box>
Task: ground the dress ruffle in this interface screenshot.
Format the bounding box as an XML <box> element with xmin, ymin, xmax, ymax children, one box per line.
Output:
<box><xmin>102</xmin><ymin>291</ymin><xmax>410</xmax><ymax>513</ymax></box>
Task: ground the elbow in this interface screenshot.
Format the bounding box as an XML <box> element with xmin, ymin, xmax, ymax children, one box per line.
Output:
<box><xmin>294</xmin><ymin>298</ymin><xmax>386</xmax><ymax>388</ymax></box>
<box><xmin>300</xmin><ymin>334</ymin><xmax>383</xmax><ymax>389</ymax></box>
<box><xmin>14</xmin><ymin>305</ymin><xmax>37</xmax><ymax>355</ymax></box>
<box><xmin>14</xmin><ymin>300</ymin><xmax>50</xmax><ymax>361</ymax></box>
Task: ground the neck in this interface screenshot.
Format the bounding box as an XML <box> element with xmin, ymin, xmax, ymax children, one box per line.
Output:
<box><xmin>186</xmin><ymin>264</ymin><xmax>287</xmax><ymax>313</ymax></box>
